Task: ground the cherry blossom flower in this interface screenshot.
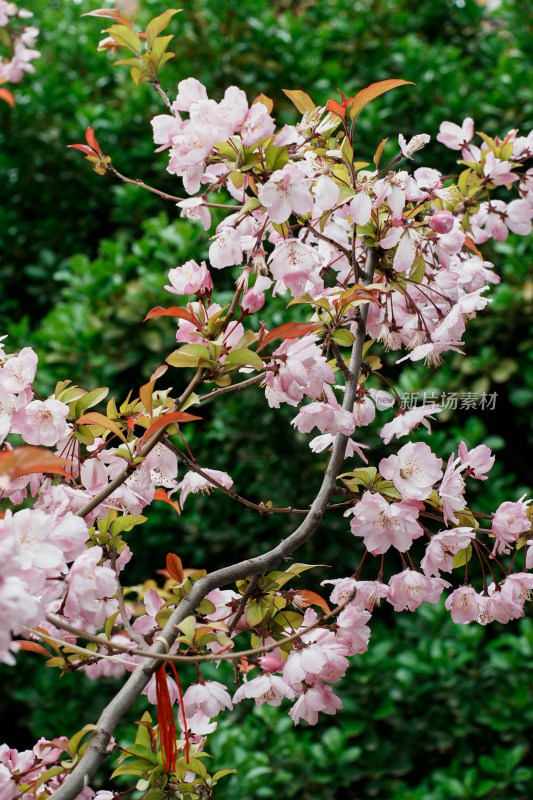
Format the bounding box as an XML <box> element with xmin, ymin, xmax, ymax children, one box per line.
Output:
<box><xmin>10</xmin><ymin>398</ymin><xmax>69</xmax><ymax>447</ymax></box>
<box><xmin>177</xmin><ymin>468</ymin><xmax>233</xmax><ymax>506</ymax></box>
<box><xmin>421</xmin><ymin>528</ymin><xmax>476</xmax><ymax>577</ymax></box>
<box><xmin>436</xmin><ymin>117</ymin><xmax>475</xmax><ymax>154</ymax></box>
<box><xmin>387</xmin><ymin>569</ymin><xmax>448</xmax><ymax>612</ymax></box>
<box><xmin>258</xmin><ymin>164</ymin><xmax>313</xmax><ymax>223</ymax></box>
<box><xmin>233</xmin><ymin>674</ymin><xmax>296</xmax><ymax>707</ymax></box>
<box><xmin>0</xmin><ymin>347</ymin><xmax>37</xmax><ymax>393</ymax></box>
<box><xmin>428</xmin><ymin>210</ymin><xmax>454</xmax><ymax>234</ymax></box>
<box><xmin>182</xmin><ymin>680</ymin><xmax>233</xmax><ymax>718</ymax></box>
<box><xmin>349</xmin><ymin>491</ymin><xmax>424</xmax><ymax>554</ymax></box>
<box><xmin>438</xmin><ymin>455</ymin><xmax>467</xmax><ymax>524</ymax></box>
<box><xmin>491</xmin><ymin>498</ymin><xmax>531</xmax><ymax>553</ymax></box>
<box><xmin>289</xmin><ymin>684</ymin><xmax>342</xmax><ymax>725</ymax></box>
<box><xmin>445</xmin><ymin>586</ymin><xmax>480</xmax><ymax>623</ymax></box>
<box><xmin>457</xmin><ymin>442</ymin><xmax>494</xmax><ymax>480</ymax></box>
<box><xmin>264</xmin><ymin>335</ymin><xmax>334</xmax><ymax>408</ymax></box>
<box><xmin>62</xmin><ymin>547</ymin><xmax>118</xmax><ymax>630</ymax></box>
<box><xmin>398</xmin><ymin>132</ymin><xmax>430</xmax><ymax>159</ymax></box>
<box><xmin>380</xmin><ymin>441</ymin><xmax>443</xmax><ymax>501</ymax></box>
<box><xmin>379</xmin><ymin>404</ymin><xmax>441</xmax><ymax>444</ymax></box>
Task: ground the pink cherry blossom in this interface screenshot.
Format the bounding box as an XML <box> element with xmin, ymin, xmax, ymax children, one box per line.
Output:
<box><xmin>209</xmin><ymin>224</ymin><xmax>243</xmax><ymax>269</ymax></box>
<box><xmin>10</xmin><ymin>398</ymin><xmax>69</xmax><ymax>446</ymax></box>
<box><xmin>233</xmin><ymin>673</ymin><xmax>296</xmax><ymax>707</ymax></box>
<box><xmin>491</xmin><ymin>498</ymin><xmax>531</xmax><ymax>553</ymax></box>
<box><xmin>0</xmin><ymin>347</ymin><xmax>37</xmax><ymax>393</ymax></box>
<box><xmin>380</xmin><ymin>441</ymin><xmax>443</xmax><ymax>501</ymax></box>
<box><xmin>265</xmin><ymin>335</ymin><xmax>334</xmax><ymax>408</ymax></box>
<box><xmin>258</xmin><ymin>165</ymin><xmax>313</xmax><ymax>223</ymax></box>
<box><xmin>421</xmin><ymin>527</ymin><xmax>476</xmax><ymax>577</ymax></box>
<box><xmin>62</xmin><ymin>547</ymin><xmax>118</xmax><ymax>630</ymax></box>
<box><xmin>349</xmin><ymin>491</ymin><xmax>423</xmax><ymax>554</ymax></box>
<box><xmin>239</xmin><ymin>101</ymin><xmax>276</xmax><ymax>146</ymax></box>
<box><xmin>387</xmin><ymin>569</ymin><xmax>448</xmax><ymax>612</ymax></box>
<box><xmin>436</xmin><ymin>117</ymin><xmax>474</xmax><ymax>153</ymax></box>
<box><xmin>183</xmin><ymin>680</ymin><xmax>233</xmax><ymax>718</ymax></box>
<box><xmin>177</xmin><ymin>468</ymin><xmax>233</xmax><ymax>506</ymax></box>
<box><xmin>445</xmin><ymin>586</ymin><xmax>480</xmax><ymax>623</ymax></box>
<box><xmin>289</xmin><ymin>684</ymin><xmax>342</xmax><ymax>725</ymax></box>
<box><xmin>438</xmin><ymin>455</ymin><xmax>467</xmax><ymax>524</ymax></box>
<box><xmin>379</xmin><ymin>404</ymin><xmax>441</xmax><ymax>444</ymax></box>
<box><xmin>165</xmin><ymin>260</ymin><xmax>213</xmax><ymax>295</ymax></box>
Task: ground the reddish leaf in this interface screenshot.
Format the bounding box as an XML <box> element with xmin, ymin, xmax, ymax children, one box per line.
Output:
<box><xmin>166</xmin><ymin>552</ymin><xmax>184</xmax><ymax>583</ymax></box>
<box><xmin>141</xmin><ymin>410</ymin><xmax>202</xmax><ymax>441</ymax></box>
<box><xmin>0</xmin><ymin>447</ymin><xmax>73</xmax><ymax>482</ymax></box>
<box><xmin>252</xmin><ymin>93</ymin><xmax>273</xmax><ymax>113</ymax></box>
<box><xmin>139</xmin><ymin>380</ymin><xmax>156</xmax><ymax>419</ymax></box>
<box><xmin>293</xmin><ymin>590</ymin><xmax>330</xmax><ymax>614</ymax></box>
<box><xmin>154</xmin><ymin>488</ymin><xmax>181</xmax><ymax>515</ymax></box>
<box><xmin>464</xmin><ymin>235</ymin><xmax>483</xmax><ymax>257</ymax></box>
<box><xmin>373</xmin><ymin>137</ymin><xmax>389</xmax><ymax>168</ymax></box>
<box><xmin>348</xmin><ymin>79</ymin><xmax>415</xmax><ymax>121</ymax></box>
<box><xmin>325</xmin><ymin>98</ymin><xmax>346</xmax><ymax>119</ymax></box>
<box><xmin>260</xmin><ymin>322</ymin><xmax>319</xmax><ymax>349</ymax></box>
<box><xmin>0</xmin><ymin>88</ymin><xmax>15</xmax><ymax>108</ymax></box>
<box><xmin>76</xmin><ymin>412</ymin><xmax>127</xmax><ymax>443</ymax></box>
<box><xmin>144</xmin><ymin>306</ymin><xmax>199</xmax><ymax>325</ymax></box>
<box><xmin>85</xmin><ymin>126</ymin><xmax>102</xmax><ymax>156</ymax></box>
<box><xmin>15</xmin><ymin>641</ymin><xmax>50</xmax><ymax>656</ymax></box>
<box><xmin>67</xmin><ymin>144</ymin><xmax>95</xmax><ymax>156</ymax></box>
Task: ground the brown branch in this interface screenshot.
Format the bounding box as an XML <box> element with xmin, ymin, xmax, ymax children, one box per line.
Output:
<box><xmin>107</xmin><ymin>166</ymin><xmax>242</xmax><ymax>210</ymax></box>
<box><xmin>45</xmin><ymin>590</ymin><xmax>355</xmax><ymax>666</ymax></box>
<box><xmin>50</xmin><ymin>248</ymin><xmax>377</xmax><ymax>800</ymax></box>
<box><xmin>198</xmin><ymin>373</ymin><xmax>265</xmax><ymax>403</ymax></box>
<box><xmin>164</xmin><ymin>438</ymin><xmax>353</xmax><ymax>516</ymax></box>
<box><xmin>75</xmin><ymin>369</ymin><xmax>206</xmax><ymax>519</ymax></box>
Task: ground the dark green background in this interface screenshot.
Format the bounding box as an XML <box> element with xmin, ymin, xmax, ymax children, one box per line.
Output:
<box><xmin>1</xmin><ymin>0</ymin><xmax>533</xmax><ymax>797</ymax></box>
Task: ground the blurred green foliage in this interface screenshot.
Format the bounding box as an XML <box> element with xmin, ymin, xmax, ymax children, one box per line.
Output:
<box><xmin>2</xmin><ymin>0</ymin><xmax>533</xmax><ymax>797</ymax></box>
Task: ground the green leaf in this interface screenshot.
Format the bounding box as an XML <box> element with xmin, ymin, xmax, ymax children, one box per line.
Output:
<box><xmin>111</xmin><ymin>759</ymin><xmax>153</xmax><ymax>779</ymax></box>
<box><xmin>146</xmin><ymin>9</ymin><xmax>181</xmax><ymax>48</ymax></box>
<box><xmin>69</xmin><ymin>724</ymin><xmax>97</xmax><ymax>756</ymax></box>
<box><xmin>245</xmin><ymin>597</ymin><xmax>272</xmax><ymax>627</ymax></box>
<box><xmin>282</xmin><ymin>88</ymin><xmax>315</xmax><ymax>114</ymax></box>
<box><xmin>104</xmin><ymin>610</ymin><xmax>121</xmax><ymax>639</ymax></box>
<box><xmin>107</xmin><ymin>24</ymin><xmax>143</xmax><ymax>55</ymax></box>
<box><xmin>110</xmin><ymin>514</ymin><xmax>147</xmax><ymax>535</ymax></box>
<box><xmin>453</xmin><ymin>544</ymin><xmax>472</xmax><ymax>569</ymax></box>
<box><xmin>331</xmin><ymin>328</ymin><xmax>355</xmax><ymax>347</ymax></box>
<box><xmin>122</xmin><ymin>744</ymin><xmax>159</xmax><ymax>765</ymax></box>
<box><xmin>166</xmin><ymin>344</ymin><xmax>210</xmax><ymax>368</ymax></box>
<box><xmin>73</xmin><ymin>386</ymin><xmax>109</xmax><ymax>417</ymax></box>
<box><xmin>224</xmin><ymin>348</ymin><xmax>263</xmax><ymax>371</ymax></box>
<box><xmin>176</xmin><ymin>615</ymin><xmax>196</xmax><ymax>643</ymax></box>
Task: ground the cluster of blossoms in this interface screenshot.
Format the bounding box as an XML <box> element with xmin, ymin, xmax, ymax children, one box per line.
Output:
<box><xmin>3</xmin><ymin>9</ymin><xmax>533</xmax><ymax>793</ymax></box>
<box><xmin>0</xmin><ymin>1</ymin><xmax>39</xmax><ymax>92</ymax></box>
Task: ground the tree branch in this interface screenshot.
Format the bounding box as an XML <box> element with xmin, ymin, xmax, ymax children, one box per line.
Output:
<box><xmin>50</xmin><ymin>248</ymin><xmax>377</xmax><ymax>800</ymax></box>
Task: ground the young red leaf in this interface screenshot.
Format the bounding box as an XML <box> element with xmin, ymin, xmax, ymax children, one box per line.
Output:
<box><xmin>293</xmin><ymin>589</ymin><xmax>331</xmax><ymax>614</ymax></box>
<box><xmin>144</xmin><ymin>306</ymin><xmax>199</xmax><ymax>325</ymax></box>
<box><xmin>373</xmin><ymin>137</ymin><xmax>389</xmax><ymax>168</ymax></box>
<box><xmin>464</xmin><ymin>235</ymin><xmax>483</xmax><ymax>258</ymax></box>
<box><xmin>166</xmin><ymin>552</ymin><xmax>184</xmax><ymax>583</ymax></box>
<box><xmin>0</xmin><ymin>447</ymin><xmax>74</xmax><ymax>482</ymax></box>
<box><xmin>76</xmin><ymin>412</ymin><xmax>127</xmax><ymax>443</ymax></box>
<box><xmin>348</xmin><ymin>79</ymin><xmax>415</xmax><ymax>121</ymax></box>
<box><xmin>85</xmin><ymin>126</ymin><xmax>102</xmax><ymax>156</ymax></box>
<box><xmin>67</xmin><ymin>144</ymin><xmax>95</xmax><ymax>156</ymax></box>
<box><xmin>260</xmin><ymin>322</ymin><xmax>319</xmax><ymax>349</ymax></box>
<box><xmin>154</xmin><ymin>488</ymin><xmax>181</xmax><ymax>515</ymax></box>
<box><xmin>0</xmin><ymin>88</ymin><xmax>15</xmax><ymax>108</ymax></box>
<box><xmin>141</xmin><ymin>410</ymin><xmax>202</xmax><ymax>442</ymax></box>
<box><xmin>15</xmin><ymin>641</ymin><xmax>50</xmax><ymax>656</ymax></box>
<box><xmin>325</xmin><ymin>98</ymin><xmax>346</xmax><ymax>119</ymax></box>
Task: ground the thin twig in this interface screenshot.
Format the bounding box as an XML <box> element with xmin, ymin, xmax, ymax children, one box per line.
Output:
<box><xmin>109</xmin><ymin>551</ymin><xmax>147</xmax><ymax>649</ymax></box>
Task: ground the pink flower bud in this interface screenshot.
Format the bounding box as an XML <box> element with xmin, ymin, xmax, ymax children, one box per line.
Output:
<box><xmin>429</xmin><ymin>210</ymin><xmax>454</xmax><ymax>234</ymax></box>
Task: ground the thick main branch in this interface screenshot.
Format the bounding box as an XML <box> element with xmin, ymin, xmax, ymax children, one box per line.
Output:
<box><xmin>50</xmin><ymin>249</ymin><xmax>377</xmax><ymax>800</ymax></box>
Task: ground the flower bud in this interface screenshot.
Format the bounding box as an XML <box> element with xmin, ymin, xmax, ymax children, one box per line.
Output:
<box><xmin>428</xmin><ymin>209</ymin><xmax>454</xmax><ymax>234</ymax></box>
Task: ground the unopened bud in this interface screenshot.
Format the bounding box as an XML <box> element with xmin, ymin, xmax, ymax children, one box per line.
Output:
<box><xmin>429</xmin><ymin>210</ymin><xmax>454</xmax><ymax>234</ymax></box>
